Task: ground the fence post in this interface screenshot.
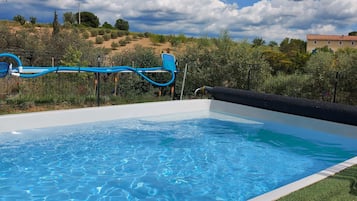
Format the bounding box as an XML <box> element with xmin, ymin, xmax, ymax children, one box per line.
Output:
<box><xmin>247</xmin><ymin>68</ymin><xmax>251</xmax><ymax>90</ymax></box>
<box><xmin>96</xmin><ymin>55</ymin><xmax>101</xmax><ymax>106</ymax></box>
<box><xmin>333</xmin><ymin>71</ymin><xmax>339</xmax><ymax>103</ymax></box>
<box><xmin>180</xmin><ymin>64</ymin><xmax>188</xmax><ymax>100</ymax></box>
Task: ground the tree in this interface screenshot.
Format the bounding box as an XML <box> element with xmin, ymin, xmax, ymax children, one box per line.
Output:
<box><xmin>60</xmin><ymin>45</ymin><xmax>83</xmax><ymax>66</ymax></box>
<box><xmin>13</xmin><ymin>15</ymin><xmax>26</xmax><ymax>25</ymax></box>
<box><xmin>111</xmin><ymin>46</ymin><xmax>159</xmax><ymax>96</ymax></box>
<box><xmin>115</xmin><ymin>19</ymin><xmax>129</xmax><ymax>31</ymax></box>
<box><xmin>179</xmin><ymin>31</ymin><xmax>271</xmax><ymax>93</ymax></box>
<box><xmin>102</xmin><ymin>22</ymin><xmax>113</xmax><ymax>29</ymax></box>
<box><xmin>268</xmin><ymin>41</ymin><xmax>278</xmax><ymax>47</ymax></box>
<box><xmin>313</xmin><ymin>45</ymin><xmax>333</xmax><ymax>53</ymax></box>
<box><xmin>30</xmin><ymin>16</ymin><xmax>37</xmax><ymax>25</ymax></box>
<box><xmin>75</xmin><ymin>11</ymin><xmax>100</xmax><ymax>28</ymax></box>
<box><xmin>252</xmin><ymin>37</ymin><xmax>265</xmax><ymax>47</ymax></box>
<box><xmin>263</xmin><ymin>49</ymin><xmax>294</xmax><ymax>74</ymax></box>
<box><xmin>261</xmin><ymin>73</ymin><xmax>312</xmax><ymax>98</ymax></box>
<box><xmin>52</xmin><ymin>11</ymin><xmax>60</xmax><ymax>36</ymax></box>
<box><xmin>333</xmin><ymin>48</ymin><xmax>357</xmax><ymax>104</ymax></box>
<box><xmin>304</xmin><ymin>51</ymin><xmax>335</xmax><ymax>101</ymax></box>
<box><xmin>279</xmin><ymin>38</ymin><xmax>306</xmax><ymax>54</ymax></box>
<box><xmin>63</xmin><ymin>12</ymin><xmax>75</xmax><ymax>24</ymax></box>
<box><xmin>278</xmin><ymin>38</ymin><xmax>309</xmax><ymax>73</ymax></box>
<box><xmin>348</xmin><ymin>31</ymin><xmax>357</xmax><ymax>36</ymax></box>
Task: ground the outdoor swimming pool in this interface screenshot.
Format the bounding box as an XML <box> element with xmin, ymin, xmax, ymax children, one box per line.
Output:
<box><xmin>1</xmin><ymin>107</ymin><xmax>356</xmax><ymax>201</ymax></box>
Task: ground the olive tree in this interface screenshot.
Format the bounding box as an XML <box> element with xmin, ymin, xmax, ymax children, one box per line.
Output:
<box><xmin>111</xmin><ymin>46</ymin><xmax>160</xmax><ymax>97</ymax></box>
<box><xmin>302</xmin><ymin>49</ymin><xmax>357</xmax><ymax>104</ymax></box>
<box><xmin>333</xmin><ymin>48</ymin><xmax>357</xmax><ymax>104</ymax></box>
<box><xmin>303</xmin><ymin>51</ymin><xmax>335</xmax><ymax>101</ymax></box>
<box><xmin>178</xmin><ymin>31</ymin><xmax>271</xmax><ymax>96</ymax></box>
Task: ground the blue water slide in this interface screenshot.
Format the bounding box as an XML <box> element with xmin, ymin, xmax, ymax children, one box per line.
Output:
<box><xmin>0</xmin><ymin>52</ymin><xmax>177</xmax><ymax>87</ymax></box>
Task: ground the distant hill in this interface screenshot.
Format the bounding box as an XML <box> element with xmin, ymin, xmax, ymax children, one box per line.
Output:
<box><xmin>2</xmin><ymin>20</ymin><xmax>185</xmax><ymax>56</ymax></box>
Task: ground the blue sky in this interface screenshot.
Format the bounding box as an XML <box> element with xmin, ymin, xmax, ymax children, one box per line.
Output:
<box><xmin>0</xmin><ymin>0</ymin><xmax>356</xmax><ymax>43</ymax></box>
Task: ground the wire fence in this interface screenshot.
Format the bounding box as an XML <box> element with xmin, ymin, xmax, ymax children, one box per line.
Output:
<box><xmin>0</xmin><ymin>66</ymin><xmax>355</xmax><ymax>113</ymax></box>
<box><xmin>0</xmin><ymin>72</ymin><xmax>174</xmax><ymax>113</ymax></box>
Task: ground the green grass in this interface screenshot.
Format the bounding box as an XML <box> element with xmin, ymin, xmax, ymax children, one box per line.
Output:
<box><xmin>278</xmin><ymin>165</ymin><xmax>357</xmax><ymax>201</ymax></box>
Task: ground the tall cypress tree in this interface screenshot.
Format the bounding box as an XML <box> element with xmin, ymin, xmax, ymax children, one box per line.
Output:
<box><xmin>52</xmin><ymin>11</ymin><xmax>60</xmax><ymax>36</ymax></box>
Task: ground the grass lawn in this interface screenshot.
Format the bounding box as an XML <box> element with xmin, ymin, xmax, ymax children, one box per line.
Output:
<box><xmin>278</xmin><ymin>165</ymin><xmax>357</xmax><ymax>201</ymax></box>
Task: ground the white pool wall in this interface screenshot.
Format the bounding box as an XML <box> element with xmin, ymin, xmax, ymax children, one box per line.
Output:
<box><xmin>210</xmin><ymin>100</ymin><xmax>357</xmax><ymax>138</ymax></box>
<box><xmin>0</xmin><ymin>99</ymin><xmax>210</xmax><ymax>133</ymax></box>
<box><xmin>1</xmin><ymin>99</ymin><xmax>355</xmax><ymax>137</ymax></box>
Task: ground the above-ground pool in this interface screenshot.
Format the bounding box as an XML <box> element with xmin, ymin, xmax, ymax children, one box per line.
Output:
<box><xmin>0</xmin><ymin>99</ymin><xmax>356</xmax><ymax>201</ymax></box>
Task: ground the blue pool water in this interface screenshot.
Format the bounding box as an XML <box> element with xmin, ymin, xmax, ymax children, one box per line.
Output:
<box><xmin>0</xmin><ymin>114</ymin><xmax>356</xmax><ymax>201</ymax></box>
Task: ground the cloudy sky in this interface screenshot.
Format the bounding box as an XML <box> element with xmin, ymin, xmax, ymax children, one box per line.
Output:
<box><xmin>0</xmin><ymin>0</ymin><xmax>356</xmax><ymax>42</ymax></box>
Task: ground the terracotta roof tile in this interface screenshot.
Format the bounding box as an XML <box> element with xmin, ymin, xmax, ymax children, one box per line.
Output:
<box><xmin>307</xmin><ymin>34</ymin><xmax>357</xmax><ymax>41</ymax></box>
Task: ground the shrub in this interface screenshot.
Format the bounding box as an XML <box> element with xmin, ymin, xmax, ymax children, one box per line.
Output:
<box><xmin>117</xmin><ymin>31</ymin><xmax>126</xmax><ymax>37</ymax></box>
<box><xmin>82</xmin><ymin>31</ymin><xmax>90</xmax><ymax>39</ymax></box>
<box><xmin>98</xmin><ymin>29</ymin><xmax>105</xmax><ymax>35</ymax></box>
<box><xmin>132</xmin><ymin>34</ymin><xmax>138</xmax><ymax>40</ymax></box>
<box><xmin>104</xmin><ymin>48</ymin><xmax>112</xmax><ymax>55</ymax></box>
<box><xmin>149</xmin><ymin>34</ymin><xmax>166</xmax><ymax>45</ymax></box>
<box><xmin>125</xmin><ymin>36</ymin><xmax>131</xmax><ymax>43</ymax></box>
<box><xmin>144</xmin><ymin>32</ymin><xmax>150</xmax><ymax>38</ymax></box>
<box><xmin>119</xmin><ymin>39</ymin><xmax>127</xmax><ymax>46</ymax></box>
<box><xmin>63</xmin><ymin>21</ymin><xmax>72</xmax><ymax>28</ymax></box>
<box><xmin>90</xmin><ymin>29</ymin><xmax>98</xmax><ymax>37</ymax></box>
<box><xmin>111</xmin><ymin>31</ymin><xmax>118</xmax><ymax>39</ymax></box>
<box><xmin>260</xmin><ymin>73</ymin><xmax>313</xmax><ymax>98</ymax></box>
<box><xmin>95</xmin><ymin>36</ymin><xmax>104</xmax><ymax>44</ymax></box>
<box><xmin>103</xmin><ymin>33</ymin><xmax>111</xmax><ymax>41</ymax></box>
<box><xmin>111</xmin><ymin>42</ymin><xmax>119</xmax><ymax>50</ymax></box>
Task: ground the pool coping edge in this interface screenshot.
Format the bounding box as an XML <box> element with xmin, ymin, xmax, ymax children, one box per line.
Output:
<box><xmin>248</xmin><ymin>156</ymin><xmax>357</xmax><ymax>201</ymax></box>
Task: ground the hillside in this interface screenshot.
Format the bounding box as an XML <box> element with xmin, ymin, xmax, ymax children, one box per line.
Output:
<box><xmin>2</xmin><ymin>21</ymin><xmax>183</xmax><ymax>56</ymax></box>
<box><xmin>89</xmin><ymin>35</ymin><xmax>175</xmax><ymax>55</ymax></box>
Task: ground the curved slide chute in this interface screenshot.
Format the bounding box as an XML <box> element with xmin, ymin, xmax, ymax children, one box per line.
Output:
<box><xmin>0</xmin><ymin>53</ymin><xmax>177</xmax><ymax>87</ymax></box>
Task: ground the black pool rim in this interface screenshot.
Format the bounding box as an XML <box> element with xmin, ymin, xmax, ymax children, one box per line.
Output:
<box><xmin>205</xmin><ymin>86</ymin><xmax>357</xmax><ymax>126</ymax></box>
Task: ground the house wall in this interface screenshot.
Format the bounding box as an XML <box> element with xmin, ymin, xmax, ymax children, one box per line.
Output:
<box><xmin>306</xmin><ymin>35</ymin><xmax>357</xmax><ymax>52</ymax></box>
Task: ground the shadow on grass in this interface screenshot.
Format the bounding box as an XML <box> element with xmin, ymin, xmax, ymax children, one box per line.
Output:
<box><xmin>278</xmin><ymin>165</ymin><xmax>357</xmax><ymax>201</ymax></box>
<box><xmin>330</xmin><ymin>165</ymin><xmax>357</xmax><ymax>196</ymax></box>
<box><xmin>336</xmin><ymin>166</ymin><xmax>357</xmax><ymax>196</ymax></box>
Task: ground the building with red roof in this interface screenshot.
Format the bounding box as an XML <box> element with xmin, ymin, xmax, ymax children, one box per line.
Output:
<box><xmin>306</xmin><ymin>34</ymin><xmax>357</xmax><ymax>52</ymax></box>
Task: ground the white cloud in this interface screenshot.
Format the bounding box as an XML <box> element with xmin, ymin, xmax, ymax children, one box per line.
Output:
<box><xmin>225</xmin><ymin>0</ymin><xmax>357</xmax><ymax>41</ymax></box>
<box><xmin>1</xmin><ymin>0</ymin><xmax>357</xmax><ymax>42</ymax></box>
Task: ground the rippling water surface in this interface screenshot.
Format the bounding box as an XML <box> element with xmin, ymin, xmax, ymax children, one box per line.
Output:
<box><xmin>0</xmin><ymin>115</ymin><xmax>356</xmax><ymax>200</ymax></box>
